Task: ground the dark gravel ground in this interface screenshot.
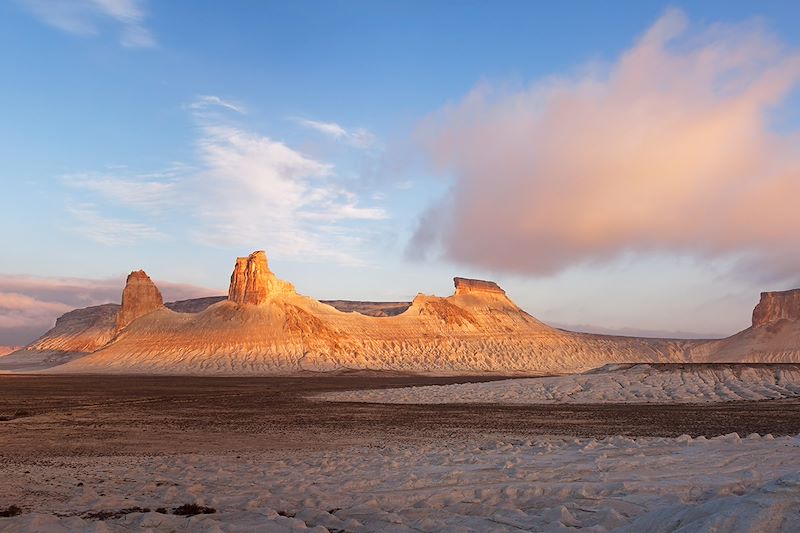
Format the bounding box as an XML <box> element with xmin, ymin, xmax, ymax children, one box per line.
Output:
<box><xmin>1</xmin><ymin>372</ymin><xmax>799</xmax><ymax>458</ymax></box>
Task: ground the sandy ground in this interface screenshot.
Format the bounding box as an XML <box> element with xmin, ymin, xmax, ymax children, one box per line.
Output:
<box><xmin>2</xmin><ymin>374</ymin><xmax>800</xmax><ymax>532</ymax></box>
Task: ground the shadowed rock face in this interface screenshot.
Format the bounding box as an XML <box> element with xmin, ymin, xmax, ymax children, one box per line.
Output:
<box><xmin>319</xmin><ymin>300</ymin><xmax>411</xmax><ymax>317</ymax></box>
<box><xmin>454</xmin><ymin>277</ymin><xmax>506</xmax><ymax>295</ymax></box>
<box><xmin>228</xmin><ymin>251</ymin><xmax>295</xmax><ymax>306</ymax></box>
<box><xmin>116</xmin><ymin>270</ymin><xmax>164</xmax><ymax>330</ymax></box>
<box><xmin>167</xmin><ymin>296</ymin><xmax>227</xmax><ymax>313</ymax></box>
<box><xmin>752</xmin><ymin>289</ymin><xmax>800</xmax><ymax>327</ymax></box>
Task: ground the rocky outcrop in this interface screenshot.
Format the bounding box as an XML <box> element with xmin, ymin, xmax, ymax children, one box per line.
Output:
<box><xmin>5</xmin><ymin>248</ymin><xmax>800</xmax><ymax>376</ymax></box>
<box><xmin>752</xmin><ymin>289</ymin><xmax>800</xmax><ymax>327</ymax></box>
<box><xmin>453</xmin><ymin>277</ymin><xmax>506</xmax><ymax>296</ymax></box>
<box><xmin>116</xmin><ymin>270</ymin><xmax>164</xmax><ymax>330</ymax></box>
<box><xmin>228</xmin><ymin>251</ymin><xmax>295</xmax><ymax>306</ymax></box>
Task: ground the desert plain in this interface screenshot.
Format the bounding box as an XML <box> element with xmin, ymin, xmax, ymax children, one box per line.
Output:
<box><xmin>1</xmin><ymin>370</ymin><xmax>800</xmax><ymax>532</ymax></box>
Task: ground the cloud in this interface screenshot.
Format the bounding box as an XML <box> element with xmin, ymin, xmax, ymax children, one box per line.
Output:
<box><xmin>67</xmin><ymin>204</ymin><xmax>164</xmax><ymax>245</ymax></box>
<box><xmin>296</xmin><ymin>118</ymin><xmax>347</xmax><ymax>138</ymax></box>
<box><xmin>550</xmin><ymin>322</ymin><xmax>726</xmax><ymax>340</ymax></box>
<box><xmin>119</xmin><ymin>23</ymin><xmax>155</xmax><ymax>48</ymax></box>
<box><xmin>0</xmin><ymin>274</ymin><xmax>219</xmax><ymax>346</ymax></box>
<box><xmin>64</xmin><ymin>96</ymin><xmax>388</xmax><ymax>263</ymax></box>
<box><xmin>189</xmin><ymin>95</ymin><xmax>246</xmax><ymax>115</ymax></box>
<box><xmin>19</xmin><ymin>0</ymin><xmax>156</xmax><ymax>48</ymax></box>
<box><xmin>411</xmin><ymin>9</ymin><xmax>800</xmax><ymax>283</ymax></box>
<box><xmin>63</xmin><ymin>168</ymin><xmax>181</xmax><ymax>211</ymax></box>
<box><xmin>294</xmin><ymin>118</ymin><xmax>377</xmax><ymax>149</ymax></box>
<box><xmin>190</xmin><ymin>123</ymin><xmax>388</xmax><ymax>262</ymax></box>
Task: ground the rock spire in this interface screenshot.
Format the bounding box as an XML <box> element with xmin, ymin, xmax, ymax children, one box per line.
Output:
<box><xmin>228</xmin><ymin>251</ymin><xmax>295</xmax><ymax>305</ymax></box>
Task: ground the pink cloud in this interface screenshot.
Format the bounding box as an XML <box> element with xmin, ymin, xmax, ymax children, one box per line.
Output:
<box><xmin>0</xmin><ymin>275</ymin><xmax>219</xmax><ymax>346</ymax></box>
<box><xmin>411</xmin><ymin>9</ymin><xmax>800</xmax><ymax>282</ymax></box>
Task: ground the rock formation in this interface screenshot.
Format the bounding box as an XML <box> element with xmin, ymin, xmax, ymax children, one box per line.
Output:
<box><xmin>24</xmin><ymin>303</ymin><xmax>119</xmax><ymax>356</ymax></box>
<box><xmin>752</xmin><ymin>289</ymin><xmax>800</xmax><ymax>327</ymax></box>
<box><xmin>454</xmin><ymin>277</ymin><xmax>506</xmax><ymax>296</ymax></box>
<box><xmin>228</xmin><ymin>251</ymin><xmax>295</xmax><ymax>305</ymax></box>
<box><xmin>3</xmin><ymin>249</ymin><xmax>799</xmax><ymax>375</ymax></box>
<box><xmin>116</xmin><ymin>270</ymin><xmax>164</xmax><ymax>330</ymax></box>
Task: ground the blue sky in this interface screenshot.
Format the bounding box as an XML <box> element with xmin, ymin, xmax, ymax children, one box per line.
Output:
<box><xmin>1</xmin><ymin>0</ymin><xmax>800</xmax><ymax>346</ymax></box>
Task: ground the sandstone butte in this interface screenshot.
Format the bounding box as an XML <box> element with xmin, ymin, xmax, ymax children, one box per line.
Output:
<box><xmin>3</xmin><ymin>250</ymin><xmax>800</xmax><ymax>375</ymax></box>
<box><xmin>116</xmin><ymin>270</ymin><xmax>164</xmax><ymax>330</ymax></box>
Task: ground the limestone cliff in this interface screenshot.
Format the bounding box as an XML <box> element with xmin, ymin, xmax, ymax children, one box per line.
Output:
<box><xmin>116</xmin><ymin>270</ymin><xmax>164</xmax><ymax>330</ymax></box>
<box><xmin>228</xmin><ymin>251</ymin><xmax>295</xmax><ymax>305</ymax></box>
<box><xmin>752</xmin><ymin>289</ymin><xmax>800</xmax><ymax>327</ymax></box>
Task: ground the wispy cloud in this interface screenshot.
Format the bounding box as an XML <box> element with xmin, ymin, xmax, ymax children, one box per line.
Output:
<box><xmin>62</xmin><ymin>168</ymin><xmax>181</xmax><ymax>212</ymax></box>
<box><xmin>189</xmin><ymin>122</ymin><xmax>388</xmax><ymax>263</ymax></box>
<box><xmin>412</xmin><ymin>9</ymin><xmax>800</xmax><ymax>283</ymax></box>
<box><xmin>67</xmin><ymin>204</ymin><xmax>164</xmax><ymax>245</ymax></box>
<box><xmin>188</xmin><ymin>95</ymin><xmax>246</xmax><ymax>115</ymax></box>
<box><xmin>63</xmin><ymin>96</ymin><xmax>388</xmax><ymax>264</ymax></box>
<box><xmin>19</xmin><ymin>0</ymin><xmax>156</xmax><ymax>48</ymax></box>
<box><xmin>294</xmin><ymin>118</ymin><xmax>377</xmax><ymax>149</ymax></box>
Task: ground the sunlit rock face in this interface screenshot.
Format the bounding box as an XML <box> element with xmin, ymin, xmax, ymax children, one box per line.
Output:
<box><xmin>116</xmin><ymin>270</ymin><xmax>164</xmax><ymax>330</ymax></box>
<box><xmin>227</xmin><ymin>251</ymin><xmax>295</xmax><ymax>306</ymax></box>
<box><xmin>453</xmin><ymin>277</ymin><xmax>506</xmax><ymax>296</ymax></box>
<box><xmin>752</xmin><ymin>289</ymin><xmax>800</xmax><ymax>327</ymax></box>
<box><xmin>8</xmin><ymin>248</ymin><xmax>800</xmax><ymax>375</ymax></box>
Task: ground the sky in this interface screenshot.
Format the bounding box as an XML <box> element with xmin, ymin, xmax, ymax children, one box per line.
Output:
<box><xmin>1</xmin><ymin>0</ymin><xmax>800</xmax><ymax>347</ymax></box>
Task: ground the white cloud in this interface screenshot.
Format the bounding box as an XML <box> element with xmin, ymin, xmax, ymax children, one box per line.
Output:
<box><xmin>91</xmin><ymin>0</ymin><xmax>143</xmax><ymax>21</ymax></box>
<box><xmin>189</xmin><ymin>95</ymin><xmax>246</xmax><ymax>115</ymax></box>
<box><xmin>64</xmin><ymin>98</ymin><xmax>388</xmax><ymax>264</ymax></box>
<box><xmin>63</xmin><ymin>168</ymin><xmax>180</xmax><ymax>211</ymax></box>
<box><xmin>120</xmin><ymin>23</ymin><xmax>155</xmax><ymax>48</ymax></box>
<box><xmin>67</xmin><ymin>204</ymin><xmax>164</xmax><ymax>245</ymax></box>
<box><xmin>296</xmin><ymin>118</ymin><xmax>347</xmax><ymax>138</ymax></box>
<box><xmin>294</xmin><ymin>118</ymin><xmax>378</xmax><ymax>149</ymax></box>
<box><xmin>19</xmin><ymin>0</ymin><xmax>156</xmax><ymax>48</ymax></box>
<box><xmin>190</xmin><ymin>123</ymin><xmax>388</xmax><ymax>262</ymax></box>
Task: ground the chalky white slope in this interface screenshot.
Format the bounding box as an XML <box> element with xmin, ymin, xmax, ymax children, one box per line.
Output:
<box><xmin>1</xmin><ymin>433</ymin><xmax>799</xmax><ymax>532</ymax></box>
<box><xmin>322</xmin><ymin>363</ymin><xmax>800</xmax><ymax>404</ymax></box>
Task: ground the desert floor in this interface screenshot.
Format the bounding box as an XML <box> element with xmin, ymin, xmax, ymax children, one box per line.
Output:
<box><xmin>1</xmin><ymin>373</ymin><xmax>800</xmax><ymax>531</ymax></box>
